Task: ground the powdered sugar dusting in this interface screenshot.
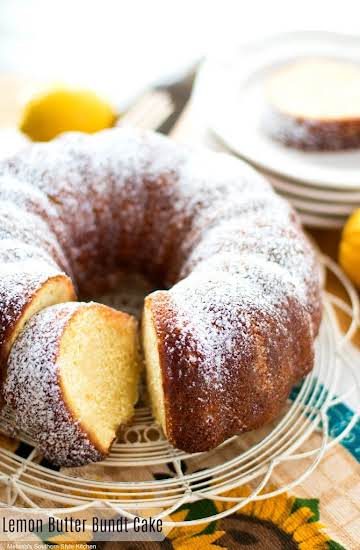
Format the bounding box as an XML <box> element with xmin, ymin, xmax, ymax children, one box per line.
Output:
<box><xmin>4</xmin><ymin>302</ymin><xmax>103</xmax><ymax>466</ymax></box>
<box><xmin>168</xmin><ymin>255</ymin><xmax>309</xmax><ymax>387</ymax></box>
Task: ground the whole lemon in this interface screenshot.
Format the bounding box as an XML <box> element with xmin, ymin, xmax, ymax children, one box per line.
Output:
<box><xmin>20</xmin><ymin>88</ymin><xmax>116</xmax><ymax>141</ymax></box>
<box><xmin>339</xmin><ymin>208</ymin><xmax>360</xmax><ymax>288</ymax></box>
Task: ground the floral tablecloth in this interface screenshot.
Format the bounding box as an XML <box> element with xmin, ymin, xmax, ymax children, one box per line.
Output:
<box><xmin>1</xmin><ymin>385</ymin><xmax>358</xmax><ymax>549</ymax></box>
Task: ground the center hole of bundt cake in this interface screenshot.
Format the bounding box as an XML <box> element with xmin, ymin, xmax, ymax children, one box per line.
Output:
<box><xmin>81</xmin><ymin>270</ymin><xmax>160</xmax><ymax>321</ymax></box>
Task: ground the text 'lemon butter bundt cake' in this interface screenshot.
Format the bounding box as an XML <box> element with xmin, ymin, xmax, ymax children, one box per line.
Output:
<box><xmin>4</xmin><ymin>302</ymin><xmax>139</xmax><ymax>466</ymax></box>
<box><xmin>0</xmin><ymin>128</ymin><xmax>322</xmax><ymax>463</ymax></box>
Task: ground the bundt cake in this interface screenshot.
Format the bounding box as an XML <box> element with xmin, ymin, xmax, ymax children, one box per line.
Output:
<box><xmin>0</xmin><ymin>128</ymin><xmax>322</xmax><ymax>460</ymax></box>
<box><xmin>263</xmin><ymin>59</ymin><xmax>360</xmax><ymax>150</ymax></box>
<box><xmin>4</xmin><ymin>302</ymin><xmax>139</xmax><ymax>466</ymax></box>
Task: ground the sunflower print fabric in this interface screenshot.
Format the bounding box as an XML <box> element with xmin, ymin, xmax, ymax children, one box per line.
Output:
<box><xmin>0</xmin><ymin>421</ymin><xmax>354</xmax><ymax>549</ymax></box>
<box><xmin>164</xmin><ymin>484</ymin><xmax>344</xmax><ymax>550</ymax></box>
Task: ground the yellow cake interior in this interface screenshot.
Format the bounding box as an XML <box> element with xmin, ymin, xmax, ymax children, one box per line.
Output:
<box><xmin>142</xmin><ymin>298</ymin><xmax>167</xmax><ymax>434</ymax></box>
<box><xmin>59</xmin><ymin>305</ymin><xmax>139</xmax><ymax>453</ymax></box>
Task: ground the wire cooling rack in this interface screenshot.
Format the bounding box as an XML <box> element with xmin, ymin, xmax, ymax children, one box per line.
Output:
<box><xmin>0</xmin><ymin>255</ymin><xmax>358</xmax><ymax>530</ymax></box>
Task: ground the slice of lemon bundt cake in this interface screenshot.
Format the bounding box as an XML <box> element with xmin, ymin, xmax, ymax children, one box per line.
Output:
<box><xmin>4</xmin><ymin>302</ymin><xmax>139</xmax><ymax>466</ymax></box>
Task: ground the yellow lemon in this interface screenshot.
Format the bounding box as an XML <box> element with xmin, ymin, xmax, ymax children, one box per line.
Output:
<box><xmin>20</xmin><ymin>87</ymin><xmax>116</xmax><ymax>141</ymax></box>
<box><xmin>339</xmin><ymin>208</ymin><xmax>360</xmax><ymax>288</ymax></box>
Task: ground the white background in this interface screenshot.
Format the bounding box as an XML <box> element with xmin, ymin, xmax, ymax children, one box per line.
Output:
<box><xmin>0</xmin><ymin>0</ymin><xmax>359</xmax><ymax>105</ymax></box>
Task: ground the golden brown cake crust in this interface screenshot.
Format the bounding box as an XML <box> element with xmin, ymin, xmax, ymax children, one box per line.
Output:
<box><xmin>147</xmin><ymin>277</ymin><xmax>315</xmax><ymax>452</ymax></box>
<box><xmin>263</xmin><ymin>107</ymin><xmax>360</xmax><ymax>150</ymax></box>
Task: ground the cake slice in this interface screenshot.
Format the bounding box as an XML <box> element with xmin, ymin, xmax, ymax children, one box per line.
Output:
<box><xmin>4</xmin><ymin>301</ymin><xmax>139</xmax><ymax>466</ymax></box>
<box><xmin>263</xmin><ymin>59</ymin><xmax>360</xmax><ymax>150</ymax></box>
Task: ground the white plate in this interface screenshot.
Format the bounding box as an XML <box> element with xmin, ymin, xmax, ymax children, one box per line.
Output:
<box><xmin>266</xmin><ymin>176</ymin><xmax>356</xmax><ymax>216</ymax></box>
<box><xmin>195</xmin><ymin>31</ymin><xmax>360</xmax><ymax>190</ymax></box>
<box><xmin>209</xmin><ymin>128</ymin><xmax>360</xmax><ymax>200</ymax></box>
<box><xmin>275</xmin><ymin>191</ymin><xmax>354</xmax><ymax>216</ymax></box>
<box><xmin>299</xmin><ymin>211</ymin><xmax>345</xmax><ymax>229</ymax></box>
<box><xmin>263</xmin><ymin>172</ymin><xmax>360</xmax><ymax>203</ymax></box>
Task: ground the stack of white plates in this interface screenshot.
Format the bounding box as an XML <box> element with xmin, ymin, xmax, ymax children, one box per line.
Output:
<box><xmin>193</xmin><ymin>31</ymin><xmax>360</xmax><ymax>229</ymax></box>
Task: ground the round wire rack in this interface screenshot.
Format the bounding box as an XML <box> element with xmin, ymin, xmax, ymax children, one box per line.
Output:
<box><xmin>0</xmin><ymin>254</ymin><xmax>358</xmax><ymax>529</ymax></box>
